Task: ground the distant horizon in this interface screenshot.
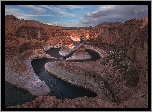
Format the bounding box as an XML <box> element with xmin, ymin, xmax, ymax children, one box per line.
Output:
<box><xmin>5</xmin><ymin>14</ymin><xmax>148</xmax><ymax>28</ymax></box>
<box><xmin>5</xmin><ymin>5</ymin><xmax>148</xmax><ymax>27</ymax></box>
<box><xmin>5</xmin><ymin>5</ymin><xmax>148</xmax><ymax>28</ymax></box>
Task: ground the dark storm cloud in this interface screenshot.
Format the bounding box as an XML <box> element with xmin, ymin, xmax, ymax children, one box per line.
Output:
<box><xmin>80</xmin><ymin>5</ymin><xmax>148</xmax><ymax>26</ymax></box>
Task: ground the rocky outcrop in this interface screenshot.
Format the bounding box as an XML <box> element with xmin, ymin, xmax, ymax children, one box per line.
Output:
<box><xmin>59</xmin><ymin>44</ymin><xmax>79</xmax><ymax>56</ymax></box>
<box><xmin>64</xmin><ymin>28</ymin><xmax>90</xmax><ymax>41</ymax></box>
<box><xmin>66</xmin><ymin>48</ymin><xmax>91</xmax><ymax>60</ymax></box>
<box><xmin>84</xmin><ymin>44</ymin><xmax>108</xmax><ymax>58</ymax></box>
<box><xmin>44</xmin><ymin>61</ymin><xmax>111</xmax><ymax>101</ymax></box>
<box><xmin>5</xmin><ymin>15</ymin><xmax>73</xmax><ymax>48</ymax></box>
<box><xmin>59</xmin><ymin>48</ymin><xmax>73</xmax><ymax>57</ymax></box>
<box><xmin>44</xmin><ymin>50</ymin><xmax>138</xmax><ymax>103</ymax></box>
<box><xmin>5</xmin><ymin>55</ymin><xmax>50</xmax><ymax>96</ymax></box>
<box><xmin>5</xmin><ymin>15</ymin><xmax>148</xmax><ymax>108</ymax></box>
<box><xmin>5</xmin><ymin>41</ymin><xmax>62</xmax><ymax>96</ymax></box>
<box><xmin>69</xmin><ymin>36</ymin><xmax>81</xmax><ymax>41</ymax></box>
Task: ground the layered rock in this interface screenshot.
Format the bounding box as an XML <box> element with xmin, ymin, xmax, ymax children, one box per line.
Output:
<box><xmin>44</xmin><ymin>50</ymin><xmax>138</xmax><ymax>103</ymax></box>
<box><xmin>5</xmin><ymin>15</ymin><xmax>73</xmax><ymax>48</ymax></box>
<box><xmin>66</xmin><ymin>48</ymin><xmax>91</xmax><ymax>60</ymax></box>
<box><xmin>59</xmin><ymin>44</ymin><xmax>79</xmax><ymax>56</ymax></box>
<box><xmin>5</xmin><ymin>55</ymin><xmax>50</xmax><ymax>96</ymax></box>
<box><xmin>64</xmin><ymin>28</ymin><xmax>90</xmax><ymax>41</ymax></box>
<box><xmin>5</xmin><ymin>41</ymin><xmax>62</xmax><ymax>96</ymax></box>
<box><xmin>44</xmin><ymin>61</ymin><xmax>111</xmax><ymax>101</ymax></box>
<box><xmin>84</xmin><ymin>44</ymin><xmax>108</xmax><ymax>58</ymax></box>
<box><xmin>5</xmin><ymin>15</ymin><xmax>148</xmax><ymax>108</ymax></box>
<box><xmin>69</xmin><ymin>36</ymin><xmax>81</xmax><ymax>41</ymax></box>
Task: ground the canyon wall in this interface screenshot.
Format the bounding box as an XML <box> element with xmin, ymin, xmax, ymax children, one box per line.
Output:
<box><xmin>5</xmin><ymin>15</ymin><xmax>148</xmax><ymax>108</ymax></box>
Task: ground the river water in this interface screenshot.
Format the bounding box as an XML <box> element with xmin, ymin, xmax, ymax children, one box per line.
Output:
<box><xmin>5</xmin><ymin>42</ymin><xmax>100</xmax><ymax>107</ymax></box>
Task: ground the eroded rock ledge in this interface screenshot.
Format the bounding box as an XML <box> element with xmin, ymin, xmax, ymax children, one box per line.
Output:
<box><xmin>5</xmin><ymin>56</ymin><xmax>50</xmax><ymax>96</ymax></box>
<box><xmin>44</xmin><ymin>61</ymin><xmax>112</xmax><ymax>102</ymax></box>
<box><xmin>66</xmin><ymin>48</ymin><xmax>91</xmax><ymax>60</ymax></box>
<box><xmin>59</xmin><ymin>44</ymin><xmax>79</xmax><ymax>56</ymax></box>
<box><xmin>5</xmin><ymin>44</ymin><xmax>63</xmax><ymax>96</ymax></box>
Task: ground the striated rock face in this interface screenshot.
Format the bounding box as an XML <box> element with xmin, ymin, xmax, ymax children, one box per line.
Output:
<box><xmin>59</xmin><ymin>48</ymin><xmax>73</xmax><ymax>57</ymax></box>
<box><xmin>64</xmin><ymin>28</ymin><xmax>90</xmax><ymax>41</ymax></box>
<box><xmin>59</xmin><ymin>44</ymin><xmax>76</xmax><ymax>57</ymax></box>
<box><xmin>66</xmin><ymin>50</ymin><xmax>91</xmax><ymax>60</ymax></box>
<box><xmin>5</xmin><ymin>15</ymin><xmax>148</xmax><ymax>108</ymax></box>
<box><xmin>5</xmin><ymin>59</ymin><xmax>50</xmax><ymax>96</ymax></box>
<box><xmin>69</xmin><ymin>36</ymin><xmax>81</xmax><ymax>41</ymax></box>
<box><xmin>66</xmin><ymin>47</ymin><xmax>91</xmax><ymax>60</ymax></box>
<box><xmin>5</xmin><ymin>44</ymin><xmax>53</xmax><ymax>96</ymax></box>
<box><xmin>44</xmin><ymin>61</ymin><xmax>111</xmax><ymax>101</ymax></box>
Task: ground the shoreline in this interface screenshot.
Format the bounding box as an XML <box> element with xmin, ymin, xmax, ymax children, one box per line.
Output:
<box><xmin>44</xmin><ymin>61</ymin><xmax>113</xmax><ymax>102</ymax></box>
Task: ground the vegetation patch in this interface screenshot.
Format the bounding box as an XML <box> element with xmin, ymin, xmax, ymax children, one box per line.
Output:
<box><xmin>122</xmin><ymin>70</ymin><xmax>139</xmax><ymax>87</ymax></box>
<box><xmin>102</xmin><ymin>46</ymin><xmax>139</xmax><ymax>87</ymax></box>
<box><xmin>103</xmin><ymin>47</ymin><xmax>127</xmax><ymax>67</ymax></box>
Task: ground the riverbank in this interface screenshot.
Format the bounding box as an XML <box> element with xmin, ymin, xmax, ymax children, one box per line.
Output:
<box><xmin>44</xmin><ymin>61</ymin><xmax>111</xmax><ymax>101</ymax></box>
<box><xmin>5</xmin><ymin>42</ymin><xmax>138</xmax><ymax>105</ymax></box>
<box><xmin>5</xmin><ymin>44</ymin><xmax>62</xmax><ymax>96</ymax></box>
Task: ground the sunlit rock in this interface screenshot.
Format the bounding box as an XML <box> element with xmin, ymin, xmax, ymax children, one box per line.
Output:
<box><xmin>66</xmin><ymin>49</ymin><xmax>91</xmax><ymax>60</ymax></box>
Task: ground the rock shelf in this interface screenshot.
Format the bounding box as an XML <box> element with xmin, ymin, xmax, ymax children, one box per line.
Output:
<box><xmin>5</xmin><ymin>57</ymin><xmax>50</xmax><ymax>96</ymax></box>
<box><xmin>44</xmin><ymin>61</ymin><xmax>113</xmax><ymax>102</ymax></box>
<box><xmin>5</xmin><ymin>45</ymin><xmax>60</xmax><ymax>96</ymax></box>
<box><xmin>59</xmin><ymin>44</ymin><xmax>79</xmax><ymax>56</ymax></box>
<box><xmin>84</xmin><ymin>44</ymin><xmax>108</xmax><ymax>58</ymax></box>
<box><xmin>66</xmin><ymin>49</ymin><xmax>91</xmax><ymax>60</ymax></box>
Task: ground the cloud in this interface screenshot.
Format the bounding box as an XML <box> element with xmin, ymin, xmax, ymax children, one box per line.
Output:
<box><xmin>19</xmin><ymin>5</ymin><xmax>46</xmax><ymax>14</ymax></box>
<box><xmin>80</xmin><ymin>5</ymin><xmax>148</xmax><ymax>26</ymax></box>
<box><xmin>5</xmin><ymin>8</ymin><xmax>30</xmax><ymax>19</ymax></box>
<box><xmin>60</xmin><ymin>5</ymin><xmax>83</xmax><ymax>9</ymax></box>
<box><xmin>40</xmin><ymin>5</ymin><xmax>75</xmax><ymax>17</ymax></box>
<box><xmin>5</xmin><ymin>8</ymin><xmax>53</xmax><ymax>20</ymax></box>
<box><xmin>46</xmin><ymin>21</ymin><xmax>88</xmax><ymax>27</ymax></box>
<box><xmin>49</xmin><ymin>22</ymin><xmax>74</xmax><ymax>27</ymax></box>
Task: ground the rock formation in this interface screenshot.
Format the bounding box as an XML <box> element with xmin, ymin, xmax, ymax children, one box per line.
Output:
<box><xmin>5</xmin><ymin>15</ymin><xmax>148</xmax><ymax>108</ymax></box>
<box><xmin>66</xmin><ymin>45</ymin><xmax>91</xmax><ymax>60</ymax></box>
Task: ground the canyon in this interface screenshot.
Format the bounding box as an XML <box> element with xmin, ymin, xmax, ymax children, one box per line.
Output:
<box><xmin>5</xmin><ymin>15</ymin><xmax>148</xmax><ymax>108</ymax></box>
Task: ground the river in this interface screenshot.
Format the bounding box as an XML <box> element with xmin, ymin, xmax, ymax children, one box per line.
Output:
<box><xmin>5</xmin><ymin>42</ymin><xmax>101</xmax><ymax>107</ymax></box>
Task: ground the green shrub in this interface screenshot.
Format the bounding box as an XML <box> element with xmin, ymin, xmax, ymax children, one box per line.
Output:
<box><xmin>116</xmin><ymin>48</ymin><xmax>127</xmax><ymax>55</ymax></box>
<box><xmin>122</xmin><ymin>70</ymin><xmax>139</xmax><ymax>87</ymax></box>
<box><xmin>103</xmin><ymin>47</ymin><xmax>127</xmax><ymax>67</ymax></box>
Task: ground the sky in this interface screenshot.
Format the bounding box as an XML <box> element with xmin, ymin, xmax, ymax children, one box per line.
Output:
<box><xmin>5</xmin><ymin>5</ymin><xmax>148</xmax><ymax>27</ymax></box>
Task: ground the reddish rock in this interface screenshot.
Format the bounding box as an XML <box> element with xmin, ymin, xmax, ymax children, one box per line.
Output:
<box><xmin>5</xmin><ymin>15</ymin><xmax>148</xmax><ymax>108</ymax></box>
<box><xmin>66</xmin><ymin>47</ymin><xmax>91</xmax><ymax>60</ymax></box>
